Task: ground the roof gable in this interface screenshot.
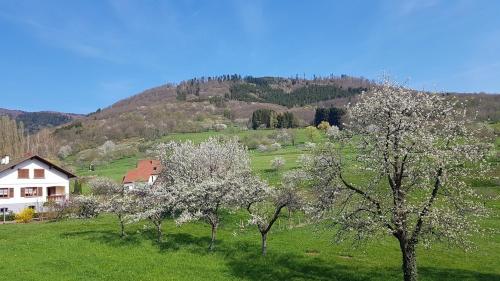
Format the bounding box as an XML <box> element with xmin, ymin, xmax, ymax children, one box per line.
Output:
<box><xmin>0</xmin><ymin>155</ymin><xmax>77</xmax><ymax>178</ymax></box>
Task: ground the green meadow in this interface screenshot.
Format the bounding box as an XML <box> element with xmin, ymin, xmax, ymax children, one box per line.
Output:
<box><xmin>1</xmin><ymin>127</ymin><xmax>499</xmax><ymax>281</ymax></box>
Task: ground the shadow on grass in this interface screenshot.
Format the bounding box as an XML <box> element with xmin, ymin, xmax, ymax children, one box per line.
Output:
<box><xmin>61</xmin><ymin>230</ymin><xmax>141</xmax><ymax>247</ymax></box>
<box><xmin>225</xmin><ymin>251</ymin><xmax>500</xmax><ymax>281</ymax></box>
<box><xmin>61</xmin><ymin>229</ymin><xmax>500</xmax><ymax>281</ymax></box>
<box><xmin>418</xmin><ymin>267</ymin><xmax>500</xmax><ymax>281</ymax></box>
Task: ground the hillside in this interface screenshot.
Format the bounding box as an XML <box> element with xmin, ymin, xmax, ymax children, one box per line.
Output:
<box><xmin>0</xmin><ymin>108</ymin><xmax>82</xmax><ymax>134</ymax></box>
<box><xmin>49</xmin><ymin>74</ymin><xmax>499</xmax><ymax>157</ymax></box>
<box><xmin>54</xmin><ymin>75</ymin><xmax>373</xmax><ymax>150</ymax></box>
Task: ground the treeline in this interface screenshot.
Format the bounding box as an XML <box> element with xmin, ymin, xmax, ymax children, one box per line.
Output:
<box><xmin>15</xmin><ymin>112</ymin><xmax>73</xmax><ymax>134</ymax></box>
<box><xmin>0</xmin><ymin>116</ymin><xmax>26</xmax><ymax>159</ymax></box>
<box><xmin>0</xmin><ymin>116</ymin><xmax>59</xmax><ymax>159</ymax></box>
<box><xmin>227</xmin><ymin>83</ymin><xmax>365</xmax><ymax>108</ymax></box>
<box><xmin>250</xmin><ymin>109</ymin><xmax>299</xmax><ymax>129</ymax></box>
<box><xmin>314</xmin><ymin>107</ymin><xmax>346</xmax><ymax>128</ymax></box>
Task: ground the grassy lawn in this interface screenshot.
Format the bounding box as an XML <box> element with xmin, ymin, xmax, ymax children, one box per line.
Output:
<box><xmin>1</xmin><ymin>127</ymin><xmax>498</xmax><ymax>281</ymax></box>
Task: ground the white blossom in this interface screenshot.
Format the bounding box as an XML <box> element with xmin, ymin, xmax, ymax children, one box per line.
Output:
<box><xmin>155</xmin><ymin>137</ymin><xmax>265</xmax><ymax>250</ymax></box>
<box><xmin>270</xmin><ymin>156</ymin><xmax>285</xmax><ymax>171</ymax></box>
<box><xmin>302</xmin><ymin>81</ymin><xmax>492</xmax><ymax>281</ymax></box>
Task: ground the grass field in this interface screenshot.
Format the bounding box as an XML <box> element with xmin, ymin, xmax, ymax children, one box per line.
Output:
<box><xmin>1</xmin><ymin>127</ymin><xmax>499</xmax><ymax>281</ymax></box>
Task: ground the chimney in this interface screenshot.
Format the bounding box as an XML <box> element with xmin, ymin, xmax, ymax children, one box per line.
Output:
<box><xmin>1</xmin><ymin>156</ymin><xmax>10</xmax><ymax>165</ymax></box>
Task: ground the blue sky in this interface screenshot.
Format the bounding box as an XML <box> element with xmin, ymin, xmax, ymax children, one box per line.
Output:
<box><xmin>0</xmin><ymin>0</ymin><xmax>499</xmax><ymax>114</ymax></box>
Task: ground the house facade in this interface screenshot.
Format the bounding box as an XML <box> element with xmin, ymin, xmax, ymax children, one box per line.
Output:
<box><xmin>0</xmin><ymin>155</ymin><xmax>76</xmax><ymax>214</ymax></box>
<box><xmin>122</xmin><ymin>159</ymin><xmax>161</xmax><ymax>188</ymax></box>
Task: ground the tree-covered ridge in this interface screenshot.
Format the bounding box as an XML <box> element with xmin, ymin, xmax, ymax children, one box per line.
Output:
<box><xmin>0</xmin><ymin>109</ymin><xmax>77</xmax><ymax>134</ymax></box>
<box><xmin>16</xmin><ymin>112</ymin><xmax>73</xmax><ymax>133</ymax></box>
<box><xmin>226</xmin><ymin>82</ymin><xmax>366</xmax><ymax>108</ymax></box>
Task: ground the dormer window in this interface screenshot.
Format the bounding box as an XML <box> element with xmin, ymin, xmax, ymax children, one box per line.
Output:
<box><xmin>18</xmin><ymin>169</ymin><xmax>29</xmax><ymax>179</ymax></box>
<box><xmin>34</xmin><ymin>169</ymin><xmax>45</xmax><ymax>179</ymax></box>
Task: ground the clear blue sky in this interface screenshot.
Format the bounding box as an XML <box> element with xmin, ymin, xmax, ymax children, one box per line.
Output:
<box><xmin>1</xmin><ymin>0</ymin><xmax>499</xmax><ymax>114</ymax></box>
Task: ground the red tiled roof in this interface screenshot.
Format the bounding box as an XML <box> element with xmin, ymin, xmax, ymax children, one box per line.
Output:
<box><xmin>122</xmin><ymin>159</ymin><xmax>162</xmax><ymax>184</ymax></box>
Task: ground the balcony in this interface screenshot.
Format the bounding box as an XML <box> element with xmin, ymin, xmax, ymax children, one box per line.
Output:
<box><xmin>46</xmin><ymin>194</ymin><xmax>67</xmax><ymax>201</ymax></box>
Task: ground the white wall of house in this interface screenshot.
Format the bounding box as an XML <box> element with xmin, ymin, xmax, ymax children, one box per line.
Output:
<box><xmin>0</xmin><ymin>159</ymin><xmax>71</xmax><ymax>213</ymax></box>
<box><xmin>149</xmin><ymin>175</ymin><xmax>158</xmax><ymax>185</ymax></box>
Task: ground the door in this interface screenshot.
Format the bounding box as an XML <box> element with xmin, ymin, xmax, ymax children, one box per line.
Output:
<box><xmin>47</xmin><ymin>187</ymin><xmax>56</xmax><ymax>196</ymax></box>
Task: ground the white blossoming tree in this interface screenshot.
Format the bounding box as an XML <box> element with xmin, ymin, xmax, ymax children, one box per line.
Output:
<box><xmin>270</xmin><ymin>156</ymin><xmax>286</xmax><ymax>171</ymax></box>
<box><xmin>90</xmin><ymin>177</ymin><xmax>135</xmax><ymax>237</ymax></box>
<box><xmin>302</xmin><ymin>83</ymin><xmax>491</xmax><ymax>281</ymax></box>
<box><xmin>242</xmin><ymin>175</ymin><xmax>302</xmax><ymax>256</ymax></box>
<box><xmin>127</xmin><ymin>183</ymin><xmax>176</xmax><ymax>243</ymax></box>
<box><xmin>157</xmin><ymin>137</ymin><xmax>262</xmax><ymax>250</ymax></box>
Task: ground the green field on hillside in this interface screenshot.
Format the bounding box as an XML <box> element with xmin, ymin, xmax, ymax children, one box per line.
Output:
<box><xmin>1</xmin><ymin>126</ymin><xmax>499</xmax><ymax>281</ymax></box>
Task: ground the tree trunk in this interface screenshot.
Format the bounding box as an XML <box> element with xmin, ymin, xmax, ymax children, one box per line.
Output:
<box><xmin>156</xmin><ymin>221</ymin><xmax>163</xmax><ymax>243</ymax></box>
<box><xmin>120</xmin><ymin>220</ymin><xmax>125</xmax><ymax>237</ymax></box>
<box><xmin>399</xmin><ymin>238</ymin><xmax>418</xmax><ymax>281</ymax></box>
<box><xmin>209</xmin><ymin>223</ymin><xmax>218</xmax><ymax>251</ymax></box>
<box><xmin>261</xmin><ymin>232</ymin><xmax>268</xmax><ymax>256</ymax></box>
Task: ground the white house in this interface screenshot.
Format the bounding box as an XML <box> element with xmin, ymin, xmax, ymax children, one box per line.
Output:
<box><xmin>0</xmin><ymin>155</ymin><xmax>76</xmax><ymax>214</ymax></box>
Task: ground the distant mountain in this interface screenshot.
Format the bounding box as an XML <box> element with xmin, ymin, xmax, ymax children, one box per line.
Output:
<box><xmin>0</xmin><ymin>108</ymin><xmax>83</xmax><ymax>134</ymax></box>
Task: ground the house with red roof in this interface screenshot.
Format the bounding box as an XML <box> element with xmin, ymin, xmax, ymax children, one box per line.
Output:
<box><xmin>122</xmin><ymin>159</ymin><xmax>162</xmax><ymax>188</ymax></box>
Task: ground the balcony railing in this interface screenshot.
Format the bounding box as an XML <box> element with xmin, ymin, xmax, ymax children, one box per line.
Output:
<box><xmin>46</xmin><ymin>195</ymin><xmax>67</xmax><ymax>201</ymax></box>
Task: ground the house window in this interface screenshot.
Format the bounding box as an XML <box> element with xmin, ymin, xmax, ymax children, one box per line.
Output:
<box><xmin>28</xmin><ymin>205</ymin><xmax>35</xmax><ymax>210</ymax></box>
<box><xmin>0</xmin><ymin>207</ymin><xmax>8</xmax><ymax>212</ymax></box>
<box><xmin>34</xmin><ymin>169</ymin><xmax>45</xmax><ymax>179</ymax></box>
<box><xmin>18</xmin><ymin>169</ymin><xmax>29</xmax><ymax>179</ymax></box>
<box><xmin>23</xmin><ymin>187</ymin><xmax>41</xmax><ymax>197</ymax></box>
<box><xmin>0</xmin><ymin>188</ymin><xmax>8</xmax><ymax>198</ymax></box>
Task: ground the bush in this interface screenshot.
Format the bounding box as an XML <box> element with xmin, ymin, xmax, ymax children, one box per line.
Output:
<box><xmin>15</xmin><ymin>208</ymin><xmax>35</xmax><ymax>223</ymax></box>
<box><xmin>71</xmin><ymin>195</ymin><xmax>100</xmax><ymax>218</ymax></box>
<box><xmin>271</xmin><ymin>156</ymin><xmax>286</xmax><ymax>171</ymax></box>
<box><xmin>326</xmin><ymin>125</ymin><xmax>340</xmax><ymax>139</ymax></box>
<box><xmin>269</xmin><ymin>142</ymin><xmax>282</xmax><ymax>151</ymax></box>
<box><xmin>213</xmin><ymin>123</ymin><xmax>228</xmax><ymax>131</ymax></box>
<box><xmin>58</xmin><ymin>145</ymin><xmax>73</xmax><ymax>159</ymax></box>
<box><xmin>257</xmin><ymin>144</ymin><xmax>268</xmax><ymax>152</ymax></box>
<box><xmin>304</xmin><ymin>142</ymin><xmax>317</xmax><ymax>150</ymax></box>
<box><xmin>43</xmin><ymin>200</ymin><xmax>71</xmax><ymax>220</ymax></box>
<box><xmin>1</xmin><ymin>211</ymin><xmax>15</xmax><ymax>221</ymax></box>
<box><xmin>317</xmin><ymin>121</ymin><xmax>331</xmax><ymax>131</ymax></box>
<box><xmin>272</xmin><ymin>129</ymin><xmax>292</xmax><ymax>145</ymax></box>
<box><xmin>241</xmin><ymin>134</ymin><xmax>272</xmax><ymax>150</ymax></box>
<box><xmin>305</xmin><ymin>126</ymin><xmax>320</xmax><ymax>142</ymax></box>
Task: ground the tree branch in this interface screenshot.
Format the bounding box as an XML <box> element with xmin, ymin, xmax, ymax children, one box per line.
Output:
<box><xmin>411</xmin><ymin>167</ymin><xmax>443</xmax><ymax>243</ymax></box>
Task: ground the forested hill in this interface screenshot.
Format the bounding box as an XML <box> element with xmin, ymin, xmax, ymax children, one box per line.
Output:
<box><xmin>0</xmin><ymin>109</ymin><xmax>82</xmax><ymax>134</ymax></box>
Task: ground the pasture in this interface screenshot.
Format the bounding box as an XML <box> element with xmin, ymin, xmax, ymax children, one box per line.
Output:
<box><xmin>0</xmin><ymin>126</ymin><xmax>499</xmax><ymax>281</ymax></box>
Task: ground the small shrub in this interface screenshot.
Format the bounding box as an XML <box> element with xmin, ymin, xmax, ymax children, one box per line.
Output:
<box><xmin>257</xmin><ymin>144</ymin><xmax>268</xmax><ymax>152</ymax></box>
<box><xmin>71</xmin><ymin>195</ymin><xmax>100</xmax><ymax>218</ymax></box>
<box><xmin>269</xmin><ymin>142</ymin><xmax>282</xmax><ymax>151</ymax></box>
<box><xmin>58</xmin><ymin>145</ymin><xmax>73</xmax><ymax>159</ymax></box>
<box><xmin>272</xmin><ymin>129</ymin><xmax>292</xmax><ymax>145</ymax></box>
<box><xmin>305</xmin><ymin>126</ymin><xmax>320</xmax><ymax>142</ymax></box>
<box><xmin>271</xmin><ymin>156</ymin><xmax>286</xmax><ymax>171</ymax></box>
<box><xmin>317</xmin><ymin>121</ymin><xmax>331</xmax><ymax>131</ymax></box>
<box><xmin>304</xmin><ymin>142</ymin><xmax>316</xmax><ymax>150</ymax></box>
<box><xmin>1</xmin><ymin>211</ymin><xmax>15</xmax><ymax>221</ymax></box>
<box><xmin>213</xmin><ymin>123</ymin><xmax>228</xmax><ymax>131</ymax></box>
<box><xmin>326</xmin><ymin>125</ymin><xmax>340</xmax><ymax>139</ymax></box>
<box><xmin>15</xmin><ymin>208</ymin><xmax>35</xmax><ymax>223</ymax></box>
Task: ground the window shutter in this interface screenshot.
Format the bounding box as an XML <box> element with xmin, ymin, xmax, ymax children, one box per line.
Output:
<box><xmin>37</xmin><ymin>187</ymin><xmax>43</xmax><ymax>197</ymax></box>
<box><xmin>9</xmin><ymin>188</ymin><xmax>14</xmax><ymax>198</ymax></box>
<box><xmin>20</xmin><ymin>188</ymin><xmax>25</xmax><ymax>197</ymax></box>
<box><xmin>18</xmin><ymin>169</ymin><xmax>29</xmax><ymax>179</ymax></box>
<box><xmin>34</xmin><ymin>169</ymin><xmax>45</xmax><ymax>178</ymax></box>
